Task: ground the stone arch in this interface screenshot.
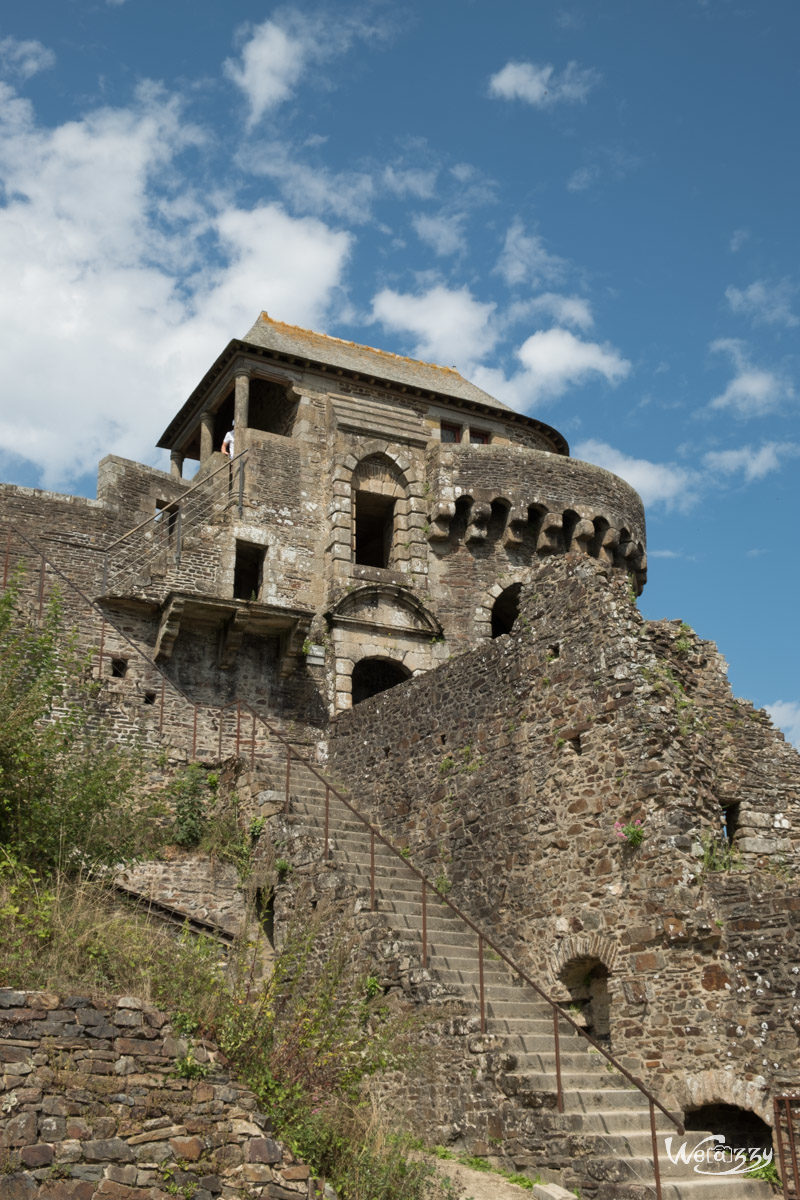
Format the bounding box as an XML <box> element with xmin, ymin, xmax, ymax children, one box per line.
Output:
<box><xmin>475</xmin><ymin>572</ymin><xmax>534</xmax><ymax>641</ymax></box>
<box><xmin>351</xmin><ymin>655</ymin><xmax>412</xmax><ymax>705</ymax></box>
<box><xmin>549</xmin><ymin>934</ymin><xmax>620</xmax><ymax>984</ymax></box>
<box><xmin>670</xmin><ymin>1070</ymin><xmax>773</xmax><ymax>1128</ymax></box>
<box><xmin>330</xmin><ymin>443</ymin><xmax>427</xmax><ymax>579</ymax></box>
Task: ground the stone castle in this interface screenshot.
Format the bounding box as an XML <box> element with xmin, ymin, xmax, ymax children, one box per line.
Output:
<box><xmin>1</xmin><ymin>314</ymin><xmax>798</xmax><ymax>1198</ymax></box>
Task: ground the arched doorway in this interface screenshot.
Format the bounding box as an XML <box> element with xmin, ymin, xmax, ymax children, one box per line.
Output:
<box><xmin>560</xmin><ymin>956</ymin><xmax>611</xmax><ymax>1041</ymax></box>
<box><xmin>351</xmin><ymin>657</ymin><xmax>411</xmax><ymax>705</ymax></box>
<box><xmin>684</xmin><ymin>1104</ymin><xmax>773</xmax><ymax>1157</ymax></box>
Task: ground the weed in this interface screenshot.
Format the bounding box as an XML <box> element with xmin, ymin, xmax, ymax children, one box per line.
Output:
<box><xmin>439</xmin><ymin>756</ymin><xmax>454</xmax><ymax>775</ymax></box>
<box><xmin>614</xmin><ymin>817</ymin><xmax>645</xmax><ymax>847</ymax></box>
<box><xmin>744</xmin><ymin>1160</ymin><xmax>780</xmax><ymax>1184</ymax></box>
<box><xmin>434</xmin><ymin>872</ymin><xmax>452</xmax><ymax>897</ymax></box>
<box><xmin>701</xmin><ymin>833</ymin><xmax>740</xmax><ymax>873</ymax></box>
<box><xmin>275</xmin><ymin>858</ymin><xmax>292</xmax><ymax>879</ymax></box>
<box><xmin>173</xmin><ymin>1045</ymin><xmax>210</xmax><ymax>1080</ymax></box>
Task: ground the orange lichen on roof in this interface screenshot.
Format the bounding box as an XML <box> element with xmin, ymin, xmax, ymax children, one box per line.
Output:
<box><xmin>258</xmin><ymin>313</ymin><xmax>464</xmax><ymax>380</ymax></box>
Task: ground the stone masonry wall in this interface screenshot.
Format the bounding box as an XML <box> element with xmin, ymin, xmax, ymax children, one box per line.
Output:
<box><xmin>0</xmin><ymin>989</ymin><xmax>316</xmax><ymax>1199</ymax></box>
<box><xmin>329</xmin><ymin>555</ymin><xmax>800</xmax><ymax>1121</ymax></box>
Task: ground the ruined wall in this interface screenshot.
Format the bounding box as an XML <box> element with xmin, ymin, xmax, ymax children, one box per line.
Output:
<box><xmin>329</xmin><ymin>556</ymin><xmax>800</xmax><ymax>1117</ymax></box>
<box><xmin>0</xmin><ymin>989</ymin><xmax>317</xmax><ymax>1199</ymax></box>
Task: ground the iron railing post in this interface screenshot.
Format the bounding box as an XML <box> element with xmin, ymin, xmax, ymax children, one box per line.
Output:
<box><xmin>553</xmin><ymin>1008</ymin><xmax>564</xmax><ymax>1113</ymax></box>
<box><xmin>159</xmin><ymin>678</ymin><xmax>165</xmax><ymax>733</ymax></box>
<box><xmin>284</xmin><ymin>744</ymin><xmax>291</xmax><ymax>814</ymax></box>
<box><xmin>324</xmin><ymin>784</ymin><xmax>330</xmax><ymax>860</ymax></box>
<box><xmin>370</xmin><ymin>830</ymin><xmax>376</xmax><ymax>910</ymax></box>
<box><xmin>250</xmin><ymin>712</ymin><xmax>256</xmax><ymax>769</ymax></box>
<box><xmin>98</xmin><ymin>617</ymin><xmax>106</xmax><ymax>679</ymax></box>
<box><xmin>650</xmin><ymin>1099</ymin><xmax>663</xmax><ymax>1200</ymax></box>
<box><xmin>237</xmin><ymin>457</ymin><xmax>245</xmax><ymax>516</ymax></box>
<box><xmin>478</xmin><ymin>934</ymin><xmax>486</xmax><ymax>1034</ymax></box>
<box><xmin>174</xmin><ymin>507</ymin><xmax>182</xmax><ymax>568</ymax></box>
<box><xmin>192</xmin><ymin>707</ymin><xmax>197</xmax><ymax>758</ymax></box>
<box><xmin>786</xmin><ymin>1095</ymin><xmax>800</xmax><ymax>1198</ymax></box>
<box><xmin>775</xmin><ymin>1097</ymin><xmax>790</xmax><ymax>1200</ymax></box>
<box><xmin>421</xmin><ymin>879</ymin><xmax>428</xmax><ymax>968</ymax></box>
<box><xmin>218</xmin><ymin>705</ymin><xmax>224</xmax><ymax>759</ymax></box>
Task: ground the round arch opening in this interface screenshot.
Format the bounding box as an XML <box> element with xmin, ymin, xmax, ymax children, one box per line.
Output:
<box><xmin>683</xmin><ymin>1105</ymin><xmax>773</xmax><ymax>1155</ymax></box>
<box><xmin>491</xmin><ymin>582</ymin><xmax>522</xmax><ymax>638</ymax></box>
<box><xmin>352</xmin><ymin>657</ymin><xmax>412</xmax><ymax>706</ymax></box>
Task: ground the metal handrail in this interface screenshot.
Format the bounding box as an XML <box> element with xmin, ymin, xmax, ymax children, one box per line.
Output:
<box><xmin>1</xmin><ymin>521</ymin><xmax>683</xmax><ymax>1196</ymax></box>
<box><xmin>102</xmin><ymin>450</ymin><xmax>249</xmax><ymax>554</ymax></box>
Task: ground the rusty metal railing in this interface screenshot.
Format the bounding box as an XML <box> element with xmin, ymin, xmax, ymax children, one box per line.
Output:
<box><xmin>776</xmin><ymin>1095</ymin><xmax>800</xmax><ymax>1199</ymax></box>
<box><xmin>1</xmin><ymin>520</ymin><xmax>683</xmax><ymax>1199</ymax></box>
<box><xmin>100</xmin><ymin>450</ymin><xmax>248</xmax><ymax>594</ymax></box>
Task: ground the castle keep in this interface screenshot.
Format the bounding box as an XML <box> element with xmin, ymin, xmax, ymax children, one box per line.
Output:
<box><xmin>1</xmin><ymin>314</ymin><xmax>798</xmax><ymax>1198</ymax></box>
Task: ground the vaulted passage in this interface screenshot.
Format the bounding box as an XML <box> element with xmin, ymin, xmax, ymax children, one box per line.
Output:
<box><xmin>352</xmin><ymin>657</ymin><xmax>411</xmax><ymax>705</ymax></box>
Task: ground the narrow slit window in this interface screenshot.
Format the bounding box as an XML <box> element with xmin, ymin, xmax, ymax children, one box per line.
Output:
<box><xmin>354</xmin><ymin>492</ymin><xmax>395</xmax><ymax>568</ymax></box>
<box><xmin>110</xmin><ymin>657</ymin><xmax>128</xmax><ymax>678</ymax></box>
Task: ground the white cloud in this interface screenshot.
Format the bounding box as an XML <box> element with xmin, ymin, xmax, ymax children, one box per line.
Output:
<box><xmin>516</xmin><ymin>328</ymin><xmax>630</xmax><ymax>394</ymax></box>
<box><xmin>496</xmin><ymin>218</ymin><xmax>567</xmax><ymax>288</ymax></box>
<box><xmin>725</xmin><ymin>279</ymin><xmax>798</xmax><ymax>328</ymax></box>
<box><xmin>709</xmin><ymin>339</ymin><xmax>792</xmax><ymax>417</ymax></box>
<box><xmin>703</xmin><ymin>441</ymin><xmax>799</xmax><ymax>482</ymax></box>
<box><xmin>0</xmin><ymin>36</ymin><xmax>55</xmax><ymax>81</ymax></box>
<box><xmin>412</xmin><ymin>213</ymin><xmax>466</xmax><ymax>257</ymax></box>
<box><xmin>572</xmin><ymin>440</ymin><xmax>698</xmax><ymax>510</ymax></box>
<box><xmin>246</xmin><ymin>141</ymin><xmax>376</xmax><ymax>222</ymax></box>
<box><xmin>383</xmin><ymin>164</ymin><xmax>438</xmax><ymax>199</ymax></box>
<box><xmin>765</xmin><ymin>701</ymin><xmax>800</xmax><ymax>749</ymax></box>
<box><xmin>0</xmin><ymin>80</ymin><xmax>351</xmax><ymax>488</ymax></box>
<box><xmin>488</xmin><ymin>60</ymin><xmax>600</xmax><ymax>107</ymax></box>
<box><xmin>224</xmin><ymin>10</ymin><xmax>384</xmax><ymax>127</ymax></box>
<box><xmin>567</xmin><ymin>164</ymin><xmax>600</xmax><ymax>192</ymax></box>
<box><xmin>527</xmin><ymin>292</ymin><xmax>593</xmax><ymax>330</ymax></box>
<box><xmin>370</xmin><ymin>285</ymin><xmax>497</xmax><ymax>368</ymax></box>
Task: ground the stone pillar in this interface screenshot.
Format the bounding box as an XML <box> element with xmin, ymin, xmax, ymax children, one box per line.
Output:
<box><xmin>169</xmin><ymin>450</ymin><xmax>184</xmax><ymax>479</ymax></box>
<box><xmin>234</xmin><ymin>373</ymin><xmax>250</xmax><ymax>454</ymax></box>
<box><xmin>200</xmin><ymin>414</ymin><xmax>214</xmax><ymax>461</ymax></box>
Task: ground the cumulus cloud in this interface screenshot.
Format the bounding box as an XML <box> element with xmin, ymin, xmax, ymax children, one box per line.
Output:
<box><xmin>488</xmin><ymin>60</ymin><xmax>600</xmax><ymax>107</ymax></box>
<box><xmin>246</xmin><ymin>141</ymin><xmax>376</xmax><ymax>222</ymax></box>
<box><xmin>370</xmin><ymin>285</ymin><xmax>497</xmax><ymax>368</ymax></box>
<box><xmin>0</xmin><ymin>79</ymin><xmax>351</xmax><ymax>488</ymax></box>
<box><xmin>0</xmin><ymin>36</ymin><xmax>55</xmax><ymax>81</ymax></box>
<box><xmin>765</xmin><ymin>701</ymin><xmax>800</xmax><ymax>748</ymax></box>
<box><xmin>709</xmin><ymin>339</ymin><xmax>792</xmax><ymax>417</ymax></box>
<box><xmin>412</xmin><ymin>213</ymin><xmax>467</xmax><ymax>257</ymax></box>
<box><xmin>527</xmin><ymin>292</ymin><xmax>593</xmax><ymax>330</ymax></box>
<box><xmin>383</xmin><ymin>164</ymin><xmax>438</xmax><ymax>199</ymax></box>
<box><xmin>703</xmin><ymin>442</ymin><xmax>799</xmax><ymax>482</ymax></box>
<box><xmin>516</xmin><ymin>328</ymin><xmax>630</xmax><ymax>394</ymax></box>
<box><xmin>496</xmin><ymin>218</ymin><xmax>567</xmax><ymax>288</ymax></box>
<box><xmin>725</xmin><ymin>278</ymin><xmax>799</xmax><ymax>328</ymax></box>
<box><xmin>224</xmin><ymin>10</ymin><xmax>384</xmax><ymax>127</ymax></box>
<box><xmin>572</xmin><ymin>440</ymin><xmax>698</xmax><ymax>510</ymax></box>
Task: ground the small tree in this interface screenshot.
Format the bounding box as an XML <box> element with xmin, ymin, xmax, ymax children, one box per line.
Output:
<box><xmin>0</xmin><ymin>579</ymin><xmax>146</xmax><ymax>874</ymax></box>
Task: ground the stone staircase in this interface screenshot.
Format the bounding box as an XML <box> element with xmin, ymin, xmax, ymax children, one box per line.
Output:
<box><xmin>282</xmin><ymin>771</ymin><xmax>776</xmax><ymax>1200</ymax></box>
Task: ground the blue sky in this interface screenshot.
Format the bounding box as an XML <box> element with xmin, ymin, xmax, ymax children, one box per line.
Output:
<box><xmin>0</xmin><ymin>0</ymin><xmax>798</xmax><ymax>743</ymax></box>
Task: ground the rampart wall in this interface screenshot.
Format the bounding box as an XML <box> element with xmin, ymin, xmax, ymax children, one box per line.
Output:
<box><xmin>329</xmin><ymin>556</ymin><xmax>800</xmax><ymax>1118</ymax></box>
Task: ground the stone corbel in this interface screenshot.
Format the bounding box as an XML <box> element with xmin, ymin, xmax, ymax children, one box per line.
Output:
<box><xmin>154</xmin><ymin>596</ymin><xmax>186</xmax><ymax>662</ymax></box>
<box><xmin>465</xmin><ymin>500</ymin><xmax>491</xmax><ymax>543</ymax></box>
<box><xmin>278</xmin><ymin>619</ymin><xmax>313</xmax><ymax>677</ymax></box>
<box><xmin>503</xmin><ymin>504</ymin><xmax>529</xmax><ymax>547</ymax></box>
<box><xmin>218</xmin><ymin>608</ymin><xmax>250</xmax><ymax>671</ymax></box>
<box><xmin>536</xmin><ymin>512</ymin><xmax>563</xmax><ymax>555</ymax></box>
<box><xmin>427</xmin><ymin>499</ymin><xmax>455</xmax><ymax>540</ymax></box>
<box><xmin>570</xmin><ymin>517</ymin><xmax>596</xmax><ymax>555</ymax></box>
<box><xmin>598</xmin><ymin>527</ymin><xmax>620</xmax><ymax>564</ymax></box>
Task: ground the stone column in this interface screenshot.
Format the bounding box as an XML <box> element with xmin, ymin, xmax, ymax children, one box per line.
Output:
<box><xmin>200</xmin><ymin>413</ymin><xmax>214</xmax><ymax>461</ymax></box>
<box><xmin>234</xmin><ymin>373</ymin><xmax>250</xmax><ymax>454</ymax></box>
<box><xmin>169</xmin><ymin>450</ymin><xmax>184</xmax><ymax>479</ymax></box>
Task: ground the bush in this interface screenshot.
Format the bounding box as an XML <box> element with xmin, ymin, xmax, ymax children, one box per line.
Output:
<box><xmin>0</xmin><ymin>580</ymin><xmax>147</xmax><ymax>874</ymax></box>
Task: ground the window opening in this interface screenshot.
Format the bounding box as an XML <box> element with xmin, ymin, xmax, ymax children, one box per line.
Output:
<box><xmin>352</xmin><ymin>658</ymin><xmax>411</xmax><ymax>705</ymax></box>
<box><xmin>234</xmin><ymin>542</ymin><xmax>266</xmax><ymax>600</ymax></box>
<box><xmin>722</xmin><ymin>802</ymin><xmax>740</xmax><ymax>843</ymax></box>
<box><xmin>143</xmin><ymin>690</ymin><xmax>157</xmax><ymax>706</ymax></box>
<box><xmin>354</xmin><ymin>492</ymin><xmax>395</xmax><ymax>568</ymax></box>
<box><xmin>110</xmin><ymin>657</ymin><xmax>128</xmax><ymax>678</ymax></box>
<box><xmin>560</xmin><ymin>957</ymin><xmax>610</xmax><ymax>1042</ymax></box>
<box><xmin>440</xmin><ymin>421</ymin><xmax>462</xmax><ymax>443</ymax></box>
<box><xmin>491</xmin><ymin>583</ymin><xmax>522</xmax><ymax>638</ymax></box>
<box><xmin>469</xmin><ymin>428</ymin><xmax>490</xmax><ymax>444</ymax></box>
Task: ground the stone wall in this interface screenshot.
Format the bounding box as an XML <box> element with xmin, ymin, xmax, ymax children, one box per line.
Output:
<box><xmin>0</xmin><ymin>989</ymin><xmax>316</xmax><ymax>1199</ymax></box>
<box><xmin>329</xmin><ymin>555</ymin><xmax>800</xmax><ymax>1118</ymax></box>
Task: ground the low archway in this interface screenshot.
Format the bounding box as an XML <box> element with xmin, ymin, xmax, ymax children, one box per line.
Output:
<box><xmin>351</xmin><ymin>657</ymin><xmax>411</xmax><ymax>705</ymax></box>
<box><xmin>491</xmin><ymin>582</ymin><xmax>522</xmax><ymax>638</ymax></box>
<box><xmin>559</xmin><ymin>956</ymin><xmax>610</xmax><ymax>1041</ymax></box>
<box><xmin>684</xmin><ymin>1104</ymin><xmax>773</xmax><ymax>1156</ymax></box>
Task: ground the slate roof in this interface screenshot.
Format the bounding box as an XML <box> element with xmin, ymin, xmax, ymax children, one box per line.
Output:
<box><xmin>242</xmin><ymin>314</ymin><xmax>515</xmax><ymax>413</ymax></box>
<box><xmin>157</xmin><ymin>313</ymin><xmax>568</xmax><ymax>455</ymax></box>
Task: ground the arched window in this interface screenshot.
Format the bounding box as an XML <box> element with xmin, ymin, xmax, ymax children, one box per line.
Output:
<box><xmin>491</xmin><ymin>582</ymin><xmax>522</xmax><ymax>638</ymax></box>
<box><xmin>352</xmin><ymin>657</ymin><xmax>411</xmax><ymax>705</ymax></box>
<box><xmin>351</xmin><ymin>454</ymin><xmax>407</xmax><ymax>570</ymax></box>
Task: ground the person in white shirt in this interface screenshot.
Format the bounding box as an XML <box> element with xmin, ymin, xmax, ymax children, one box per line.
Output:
<box><xmin>221</xmin><ymin>429</ymin><xmax>234</xmax><ymax>457</ymax></box>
